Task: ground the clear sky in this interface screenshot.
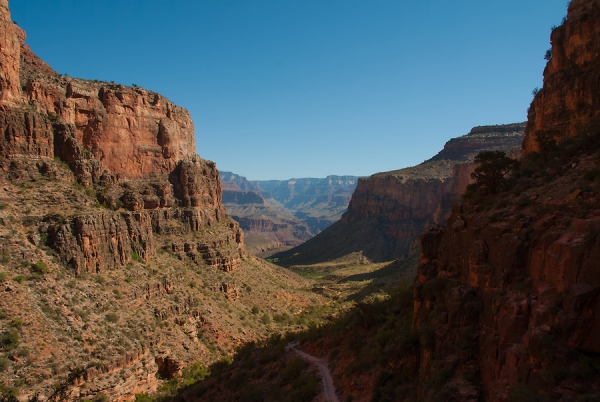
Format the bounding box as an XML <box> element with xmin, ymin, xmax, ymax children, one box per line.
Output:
<box><xmin>12</xmin><ymin>1</ymin><xmax>568</xmax><ymax>180</ymax></box>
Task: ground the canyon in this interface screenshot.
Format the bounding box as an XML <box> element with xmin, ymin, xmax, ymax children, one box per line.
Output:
<box><xmin>2</xmin><ymin>0</ymin><xmax>599</xmax><ymax>400</ymax></box>
<box><xmin>220</xmin><ymin>172</ymin><xmax>358</xmax><ymax>255</ymax></box>
<box><xmin>187</xmin><ymin>2</ymin><xmax>600</xmax><ymax>401</ymax></box>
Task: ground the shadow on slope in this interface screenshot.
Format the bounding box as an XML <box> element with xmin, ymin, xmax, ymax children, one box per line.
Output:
<box><xmin>270</xmin><ymin>218</ymin><xmax>423</xmax><ymax>266</ymax></box>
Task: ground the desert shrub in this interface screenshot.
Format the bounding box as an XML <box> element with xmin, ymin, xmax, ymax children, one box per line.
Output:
<box><xmin>1</xmin><ymin>329</ymin><xmax>19</xmax><ymax>350</ymax></box>
<box><xmin>13</xmin><ymin>275</ymin><xmax>27</xmax><ymax>283</ymax></box>
<box><xmin>251</xmin><ymin>306</ymin><xmax>259</xmax><ymax>315</ymax></box>
<box><xmin>0</xmin><ymin>203</ymin><xmax>7</xmax><ymax>210</ymax></box>
<box><xmin>0</xmin><ymin>357</ymin><xmax>9</xmax><ymax>371</ymax></box>
<box><xmin>0</xmin><ymin>249</ymin><xmax>9</xmax><ymax>264</ymax></box>
<box><xmin>94</xmin><ymin>394</ymin><xmax>109</xmax><ymax>402</ymax></box>
<box><xmin>260</xmin><ymin>314</ymin><xmax>271</xmax><ymax>325</ymax></box>
<box><xmin>280</xmin><ymin>357</ymin><xmax>308</xmax><ymax>384</ymax></box>
<box><xmin>33</xmin><ymin>260</ymin><xmax>49</xmax><ymax>274</ymax></box>
<box><xmin>584</xmin><ymin>225</ymin><xmax>600</xmax><ymax>250</ymax></box>
<box><xmin>130</xmin><ymin>251</ymin><xmax>143</xmax><ymax>263</ymax></box>
<box><xmin>9</xmin><ymin>318</ymin><xmax>23</xmax><ymax>329</ymax></box>
<box><xmin>285</xmin><ymin>372</ymin><xmax>319</xmax><ymax>402</ymax></box>
<box><xmin>209</xmin><ymin>357</ymin><xmax>232</xmax><ymax>376</ymax></box>
<box><xmin>105</xmin><ymin>312</ymin><xmax>118</xmax><ymax>323</ymax></box>
<box><xmin>75</xmin><ymin>309</ymin><xmax>90</xmax><ymax>321</ymax></box>
<box><xmin>134</xmin><ymin>394</ymin><xmax>153</xmax><ymax>402</ymax></box>
<box><xmin>508</xmin><ymin>383</ymin><xmax>540</xmax><ymax>402</ymax></box>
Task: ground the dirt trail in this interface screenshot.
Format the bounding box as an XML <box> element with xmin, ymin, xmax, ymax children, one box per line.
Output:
<box><xmin>286</xmin><ymin>342</ymin><xmax>340</xmax><ymax>402</ymax></box>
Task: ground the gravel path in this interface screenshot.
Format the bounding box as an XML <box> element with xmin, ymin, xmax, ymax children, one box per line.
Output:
<box><xmin>286</xmin><ymin>342</ymin><xmax>340</xmax><ymax>402</ymax></box>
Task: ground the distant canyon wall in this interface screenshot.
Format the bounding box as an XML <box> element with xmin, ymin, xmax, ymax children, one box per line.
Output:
<box><xmin>273</xmin><ymin>124</ymin><xmax>524</xmax><ymax>265</ymax></box>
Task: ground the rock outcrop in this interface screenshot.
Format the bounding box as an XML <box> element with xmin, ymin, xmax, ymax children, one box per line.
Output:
<box><xmin>272</xmin><ymin>124</ymin><xmax>524</xmax><ymax>265</ymax></box>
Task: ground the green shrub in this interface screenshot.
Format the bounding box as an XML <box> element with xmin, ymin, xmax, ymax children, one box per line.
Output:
<box><xmin>0</xmin><ymin>249</ymin><xmax>9</xmax><ymax>264</ymax></box>
<box><xmin>467</xmin><ymin>151</ymin><xmax>518</xmax><ymax>196</ymax></box>
<box><xmin>10</xmin><ymin>318</ymin><xmax>23</xmax><ymax>329</ymax></box>
<box><xmin>33</xmin><ymin>260</ymin><xmax>49</xmax><ymax>274</ymax></box>
<box><xmin>260</xmin><ymin>314</ymin><xmax>271</xmax><ymax>325</ymax></box>
<box><xmin>2</xmin><ymin>329</ymin><xmax>20</xmax><ymax>350</ymax></box>
<box><xmin>13</xmin><ymin>275</ymin><xmax>27</xmax><ymax>283</ymax></box>
<box><xmin>508</xmin><ymin>383</ymin><xmax>540</xmax><ymax>402</ymax></box>
<box><xmin>130</xmin><ymin>251</ymin><xmax>143</xmax><ymax>263</ymax></box>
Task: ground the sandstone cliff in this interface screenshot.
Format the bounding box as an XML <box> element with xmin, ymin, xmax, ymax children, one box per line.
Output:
<box><xmin>411</xmin><ymin>1</ymin><xmax>600</xmax><ymax>399</ymax></box>
<box><xmin>272</xmin><ymin>124</ymin><xmax>524</xmax><ymax>265</ymax></box>
<box><xmin>0</xmin><ymin>2</ymin><xmax>323</xmax><ymax>401</ymax></box>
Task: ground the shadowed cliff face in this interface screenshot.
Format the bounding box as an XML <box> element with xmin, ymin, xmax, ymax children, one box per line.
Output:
<box><xmin>412</xmin><ymin>2</ymin><xmax>600</xmax><ymax>400</ymax></box>
<box><xmin>272</xmin><ymin>124</ymin><xmax>524</xmax><ymax>265</ymax></box>
<box><xmin>523</xmin><ymin>0</ymin><xmax>600</xmax><ymax>154</ymax></box>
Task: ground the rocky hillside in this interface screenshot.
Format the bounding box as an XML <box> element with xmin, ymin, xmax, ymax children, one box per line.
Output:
<box><xmin>220</xmin><ymin>172</ymin><xmax>358</xmax><ymax>255</ymax></box>
<box><xmin>272</xmin><ymin>123</ymin><xmax>524</xmax><ymax>266</ymax></box>
<box><xmin>0</xmin><ymin>1</ymin><xmax>323</xmax><ymax>400</ymax></box>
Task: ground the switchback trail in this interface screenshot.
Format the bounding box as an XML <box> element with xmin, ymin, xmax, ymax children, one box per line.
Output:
<box><xmin>286</xmin><ymin>342</ymin><xmax>340</xmax><ymax>402</ymax></box>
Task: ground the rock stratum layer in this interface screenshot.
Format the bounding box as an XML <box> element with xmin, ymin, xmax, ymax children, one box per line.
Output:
<box><xmin>273</xmin><ymin>124</ymin><xmax>524</xmax><ymax>265</ymax></box>
<box><xmin>0</xmin><ymin>2</ymin><xmax>322</xmax><ymax>401</ymax></box>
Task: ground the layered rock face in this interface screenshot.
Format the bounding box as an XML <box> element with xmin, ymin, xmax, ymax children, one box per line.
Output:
<box><xmin>273</xmin><ymin>124</ymin><xmax>524</xmax><ymax>265</ymax></box>
<box><xmin>523</xmin><ymin>0</ymin><xmax>600</xmax><ymax>154</ymax></box>
<box><xmin>411</xmin><ymin>2</ymin><xmax>600</xmax><ymax>400</ymax></box>
<box><xmin>0</xmin><ymin>3</ymin><xmax>243</xmax><ymax>274</ymax></box>
<box><xmin>0</xmin><ymin>0</ymin><xmax>21</xmax><ymax>104</ymax></box>
<box><xmin>0</xmin><ymin>2</ymin><xmax>261</xmax><ymax>400</ymax></box>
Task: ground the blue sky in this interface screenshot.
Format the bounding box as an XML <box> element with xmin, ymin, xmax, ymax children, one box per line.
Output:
<box><xmin>12</xmin><ymin>1</ymin><xmax>568</xmax><ymax>180</ymax></box>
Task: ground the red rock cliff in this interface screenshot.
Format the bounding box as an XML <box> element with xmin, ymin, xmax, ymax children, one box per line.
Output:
<box><xmin>0</xmin><ymin>0</ymin><xmax>20</xmax><ymax>104</ymax></box>
<box><xmin>523</xmin><ymin>0</ymin><xmax>600</xmax><ymax>154</ymax></box>
<box><xmin>0</xmin><ymin>1</ymin><xmax>243</xmax><ymax>273</ymax></box>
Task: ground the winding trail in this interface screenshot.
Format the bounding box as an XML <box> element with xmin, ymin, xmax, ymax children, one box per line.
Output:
<box><xmin>286</xmin><ymin>342</ymin><xmax>340</xmax><ymax>402</ymax></box>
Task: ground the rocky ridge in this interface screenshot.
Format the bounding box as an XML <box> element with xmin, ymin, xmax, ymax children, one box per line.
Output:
<box><xmin>272</xmin><ymin>123</ymin><xmax>524</xmax><ymax>266</ymax></box>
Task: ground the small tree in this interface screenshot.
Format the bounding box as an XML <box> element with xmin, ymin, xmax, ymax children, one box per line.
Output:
<box><xmin>468</xmin><ymin>151</ymin><xmax>518</xmax><ymax>195</ymax></box>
